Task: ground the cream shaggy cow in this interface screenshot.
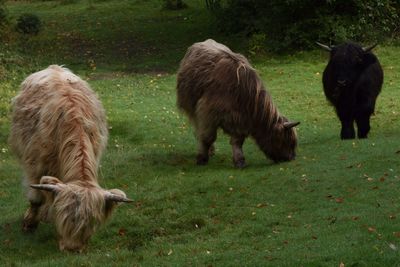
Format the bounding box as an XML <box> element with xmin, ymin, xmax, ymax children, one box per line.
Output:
<box><xmin>9</xmin><ymin>65</ymin><xmax>131</xmax><ymax>252</ymax></box>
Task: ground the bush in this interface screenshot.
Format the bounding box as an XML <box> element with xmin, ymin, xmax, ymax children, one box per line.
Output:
<box><xmin>248</xmin><ymin>33</ymin><xmax>266</xmax><ymax>55</ymax></box>
<box><xmin>60</xmin><ymin>0</ymin><xmax>80</xmax><ymax>5</ymax></box>
<box><xmin>163</xmin><ymin>0</ymin><xmax>187</xmax><ymax>10</ymax></box>
<box><xmin>0</xmin><ymin>6</ymin><xmax>6</xmax><ymax>27</ymax></box>
<box><xmin>0</xmin><ymin>1</ymin><xmax>7</xmax><ymax>38</ymax></box>
<box><xmin>207</xmin><ymin>0</ymin><xmax>400</xmax><ymax>52</ymax></box>
<box><xmin>16</xmin><ymin>13</ymin><xmax>42</xmax><ymax>35</ymax></box>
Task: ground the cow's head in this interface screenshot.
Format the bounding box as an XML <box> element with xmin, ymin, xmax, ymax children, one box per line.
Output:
<box><xmin>316</xmin><ymin>42</ymin><xmax>378</xmax><ymax>87</ymax></box>
<box><xmin>31</xmin><ymin>176</ymin><xmax>132</xmax><ymax>252</ymax></box>
<box><xmin>257</xmin><ymin>117</ymin><xmax>300</xmax><ymax>162</ymax></box>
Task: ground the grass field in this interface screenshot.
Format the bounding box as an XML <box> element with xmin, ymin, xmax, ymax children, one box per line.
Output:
<box><xmin>1</xmin><ymin>0</ymin><xmax>400</xmax><ymax>266</ymax></box>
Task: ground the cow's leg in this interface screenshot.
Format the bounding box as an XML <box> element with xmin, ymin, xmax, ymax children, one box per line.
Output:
<box><xmin>192</xmin><ymin>118</ymin><xmax>216</xmax><ymax>163</ymax></box>
<box><xmin>196</xmin><ymin>125</ymin><xmax>217</xmax><ymax>165</ymax></box>
<box><xmin>336</xmin><ymin>92</ymin><xmax>357</xmax><ymax>139</ymax></box>
<box><xmin>230</xmin><ymin>136</ymin><xmax>246</xmax><ymax>168</ymax></box>
<box><xmin>338</xmin><ymin>106</ymin><xmax>355</xmax><ymax>139</ymax></box>
<box><xmin>194</xmin><ymin>99</ymin><xmax>219</xmax><ymax>165</ymax></box>
<box><xmin>23</xmin><ymin>187</ymin><xmax>43</xmax><ymax>232</ymax></box>
<box><xmin>208</xmin><ymin>144</ymin><xmax>215</xmax><ymax>157</ymax></box>
<box><xmin>356</xmin><ymin>116</ymin><xmax>370</xmax><ymax>138</ymax></box>
<box><xmin>340</xmin><ymin>119</ymin><xmax>355</xmax><ymax>139</ymax></box>
<box><xmin>355</xmin><ymin>107</ymin><xmax>373</xmax><ymax>139</ymax></box>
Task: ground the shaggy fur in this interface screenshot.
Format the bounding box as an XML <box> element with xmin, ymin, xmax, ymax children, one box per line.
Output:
<box><xmin>177</xmin><ymin>39</ymin><xmax>299</xmax><ymax>167</ymax></box>
<box><xmin>9</xmin><ymin>65</ymin><xmax>129</xmax><ymax>252</ymax></box>
<box><xmin>319</xmin><ymin>42</ymin><xmax>383</xmax><ymax>139</ymax></box>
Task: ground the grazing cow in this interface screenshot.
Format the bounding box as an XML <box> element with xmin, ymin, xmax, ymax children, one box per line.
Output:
<box><xmin>177</xmin><ymin>39</ymin><xmax>299</xmax><ymax>168</ymax></box>
<box><xmin>9</xmin><ymin>65</ymin><xmax>132</xmax><ymax>252</ymax></box>
<box><xmin>317</xmin><ymin>41</ymin><xmax>384</xmax><ymax>139</ymax></box>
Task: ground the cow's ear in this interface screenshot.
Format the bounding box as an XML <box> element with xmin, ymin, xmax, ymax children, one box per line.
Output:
<box><xmin>40</xmin><ymin>176</ymin><xmax>63</xmax><ymax>185</ymax></box>
<box><xmin>362</xmin><ymin>53</ymin><xmax>377</xmax><ymax>67</ymax></box>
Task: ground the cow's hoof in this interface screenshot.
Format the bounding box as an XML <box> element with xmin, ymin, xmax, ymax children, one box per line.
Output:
<box><xmin>196</xmin><ymin>155</ymin><xmax>209</xmax><ymax>165</ymax></box>
<box><xmin>340</xmin><ymin>135</ymin><xmax>355</xmax><ymax>140</ymax></box>
<box><xmin>234</xmin><ymin>159</ymin><xmax>246</xmax><ymax>169</ymax></box>
<box><xmin>208</xmin><ymin>146</ymin><xmax>215</xmax><ymax>157</ymax></box>
<box><xmin>358</xmin><ymin>133</ymin><xmax>368</xmax><ymax>139</ymax></box>
<box><xmin>22</xmin><ymin>220</ymin><xmax>38</xmax><ymax>233</ymax></box>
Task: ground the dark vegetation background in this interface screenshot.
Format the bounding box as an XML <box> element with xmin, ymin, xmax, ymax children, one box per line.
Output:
<box><xmin>206</xmin><ymin>0</ymin><xmax>400</xmax><ymax>52</ymax></box>
<box><xmin>1</xmin><ymin>0</ymin><xmax>400</xmax><ymax>52</ymax></box>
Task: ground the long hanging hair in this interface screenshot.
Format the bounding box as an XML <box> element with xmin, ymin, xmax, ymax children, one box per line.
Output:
<box><xmin>9</xmin><ymin>65</ymin><xmax>130</xmax><ymax>251</ymax></box>
<box><xmin>177</xmin><ymin>39</ymin><xmax>281</xmax><ymax>128</ymax></box>
<box><xmin>177</xmin><ymin>39</ymin><xmax>298</xmax><ymax>162</ymax></box>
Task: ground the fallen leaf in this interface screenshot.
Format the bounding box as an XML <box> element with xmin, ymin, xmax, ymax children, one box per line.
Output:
<box><xmin>265</xmin><ymin>256</ymin><xmax>275</xmax><ymax>261</ymax></box>
<box><xmin>335</xmin><ymin>197</ymin><xmax>344</xmax><ymax>203</ymax></box>
<box><xmin>368</xmin><ymin>227</ymin><xmax>376</xmax><ymax>233</ymax></box>
<box><xmin>118</xmin><ymin>228</ymin><xmax>127</xmax><ymax>236</ymax></box>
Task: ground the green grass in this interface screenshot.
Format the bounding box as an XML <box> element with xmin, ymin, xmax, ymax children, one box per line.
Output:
<box><xmin>1</xmin><ymin>0</ymin><xmax>400</xmax><ymax>266</ymax></box>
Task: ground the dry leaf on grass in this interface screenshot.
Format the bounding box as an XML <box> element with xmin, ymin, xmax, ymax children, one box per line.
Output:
<box><xmin>118</xmin><ymin>228</ymin><xmax>127</xmax><ymax>236</ymax></box>
<box><xmin>335</xmin><ymin>197</ymin><xmax>344</xmax><ymax>203</ymax></box>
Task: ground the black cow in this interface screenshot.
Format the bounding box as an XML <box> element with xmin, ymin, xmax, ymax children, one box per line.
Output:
<box><xmin>317</xmin><ymin>42</ymin><xmax>384</xmax><ymax>139</ymax></box>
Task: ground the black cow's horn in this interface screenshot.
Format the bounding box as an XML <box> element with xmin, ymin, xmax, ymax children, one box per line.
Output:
<box><xmin>316</xmin><ymin>42</ymin><xmax>332</xmax><ymax>51</ymax></box>
<box><xmin>283</xmin><ymin>121</ymin><xmax>300</xmax><ymax>129</ymax></box>
<box><xmin>362</xmin><ymin>43</ymin><xmax>378</xmax><ymax>52</ymax></box>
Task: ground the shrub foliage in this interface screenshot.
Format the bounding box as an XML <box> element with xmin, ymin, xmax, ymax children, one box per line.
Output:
<box><xmin>163</xmin><ymin>0</ymin><xmax>187</xmax><ymax>10</ymax></box>
<box><xmin>0</xmin><ymin>0</ymin><xmax>7</xmax><ymax>37</ymax></box>
<box><xmin>206</xmin><ymin>0</ymin><xmax>400</xmax><ymax>51</ymax></box>
<box><xmin>16</xmin><ymin>13</ymin><xmax>41</xmax><ymax>35</ymax></box>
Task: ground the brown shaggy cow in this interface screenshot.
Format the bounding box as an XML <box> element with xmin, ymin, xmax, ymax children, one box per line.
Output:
<box><xmin>9</xmin><ymin>65</ymin><xmax>132</xmax><ymax>252</ymax></box>
<box><xmin>177</xmin><ymin>39</ymin><xmax>299</xmax><ymax>168</ymax></box>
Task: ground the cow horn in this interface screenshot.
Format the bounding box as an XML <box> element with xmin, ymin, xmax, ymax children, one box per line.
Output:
<box><xmin>30</xmin><ymin>184</ymin><xmax>61</xmax><ymax>193</ymax></box>
<box><xmin>316</xmin><ymin>42</ymin><xmax>332</xmax><ymax>51</ymax></box>
<box><xmin>283</xmin><ymin>121</ymin><xmax>300</xmax><ymax>129</ymax></box>
<box><xmin>362</xmin><ymin>43</ymin><xmax>378</xmax><ymax>52</ymax></box>
<box><xmin>105</xmin><ymin>193</ymin><xmax>133</xmax><ymax>203</ymax></box>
